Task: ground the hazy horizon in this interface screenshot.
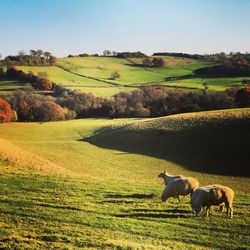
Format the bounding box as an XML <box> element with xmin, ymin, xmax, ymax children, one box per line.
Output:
<box><xmin>1</xmin><ymin>0</ymin><xmax>250</xmax><ymax>57</ymax></box>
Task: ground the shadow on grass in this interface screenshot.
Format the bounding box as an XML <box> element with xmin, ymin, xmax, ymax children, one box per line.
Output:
<box><xmin>114</xmin><ymin>209</ymin><xmax>191</xmax><ymax>219</ymax></box>
<box><xmin>0</xmin><ymin>199</ymin><xmax>82</xmax><ymax>211</ymax></box>
<box><xmin>131</xmin><ymin>208</ymin><xmax>188</xmax><ymax>214</ymax></box>
<box><xmin>105</xmin><ymin>193</ymin><xmax>156</xmax><ymax>199</ymax></box>
<box><xmin>84</xmin><ymin>119</ymin><xmax>250</xmax><ymax>176</ymax></box>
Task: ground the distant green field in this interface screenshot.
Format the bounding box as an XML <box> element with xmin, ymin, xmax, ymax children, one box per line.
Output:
<box><xmin>17</xmin><ymin>66</ymin><xmax>109</xmax><ymax>87</ymax></box>
<box><xmin>57</xmin><ymin>56</ymin><xmax>209</xmax><ymax>85</ymax></box>
<box><xmin>11</xmin><ymin>56</ymin><xmax>248</xmax><ymax>97</ymax></box>
<box><xmin>0</xmin><ymin>109</ymin><xmax>249</xmax><ymax>249</ymax></box>
<box><xmin>160</xmin><ymin>77</ymin><xmax>248</xmax><ymax>91</ymax></box>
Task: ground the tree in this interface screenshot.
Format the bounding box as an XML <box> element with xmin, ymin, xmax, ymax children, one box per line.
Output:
<box><xmin>49</xmin><ymin>56</ymin><xmax>57</xmax><ymax>65</ymax></box>
<box><xmin>36</xmin><ymin>49</ymin><xmax>43</xmax><ymax>57</ymax></box>
<box><xmin>38</xmin><ymin>77</ymin><xmax>53</xmax><ymax>90</ymax></box>
<box><xmin>202</xmin><ymin>82</ymin><xmax>209</xmax><ymax>94</ymax></box>
<box><xmin>111</xmin><ymin>71</ymin><xmax>120</xmax><ymax>80</ymax></box>
<box><xmin>103</xmin><ymin>50</ymin><xmax>112</xmax><ymax>56</ymax></box>
<box><xmin>29</xmin><ymin>50</ymin><xmax>36</xmax><ymax>57</ymax></box>
<box><xmin>152</xmin><ymin>58</ymin><xmax>165</xmax><ymax>67</ymax></box>
<box><xmin>142</xmin><ymin>58</ymin><xmax>152</xmax><ymax>67</ymax></box>
<box><xmin>0</xmin><ymin>97</ymin><xmax>13</xmax><ymax>123</ymax></box>
<box><xmin>44</xmin><ymin>51</ymin><xmax>51</xmax><ymax>61</ymax></box>
<box><xmin>235</xmin><ymin>87</ymin><xmax>250</xmax><ymax>107</ymax></box>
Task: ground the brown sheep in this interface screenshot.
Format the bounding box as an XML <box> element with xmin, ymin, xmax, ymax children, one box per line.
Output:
<box><xmin>191</xmin><ymin>184</ymin><xmax>234</xmax><ymax>218</ymax></box>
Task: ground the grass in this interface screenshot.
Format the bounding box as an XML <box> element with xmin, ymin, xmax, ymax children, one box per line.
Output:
<box><xmin>17</xmin><ymin>66</ymin><xmax>109</xmax><ymax>87</ymax></box>
<box><xmin>88</xmin><ymin>108</ymin><xmax>250</xmax><ymax>177</ymax></box>
<box><xmin>0</xmin><ymin>80</ymin><xmax>29</xmax><ymax>93</ymax></box>
<box><xmin>0</xmin><ymin>109</ymin><xmax>250</xmax><ymax>249</ymax></box>
<box><xmin>57</xmin><ymin>56</ymin><xmax>209</xmax><ymax>85</ymax></box>
<box><xmin>11</xmin><ymin>56</ymin><xmax>248</xmax><ymax>97</ymax></box>
<box><xmin>160</xmin><ymin>77</ymin><xmax>249</xmax><ymax>91</ymax></box>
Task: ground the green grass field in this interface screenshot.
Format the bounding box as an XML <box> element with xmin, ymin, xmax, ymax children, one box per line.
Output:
<box><xmin>57</xmin><ymin>56</ymin><xmax>209</xmax><ymax>85</ymax></box>
<box><xmin>0</xmin><ymin>109</ymin><xmax>249</xmax><ymax>249</ymax></box>
<box><xmin>9</xmin><ymin>56</ymin><xmax>249</xmax><ymax>97</ymax></box>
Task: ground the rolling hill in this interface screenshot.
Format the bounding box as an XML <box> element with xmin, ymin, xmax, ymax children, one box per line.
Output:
<box><xmin>0</xmin><ymin>109</ymin><xmax>249</xmax><ymax>249</ymax></box>
<box><xmin>0</xmin><ymin>55</ymin><xmax>247</xmax><ymax>97</ymax></box>
<box><xmin>87</xmin><ymin>108</ymin><xmax>250</xmax><ymax>176</ymax></box>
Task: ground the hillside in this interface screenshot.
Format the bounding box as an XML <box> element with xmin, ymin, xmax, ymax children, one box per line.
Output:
<box><xmin>87</xmin><ymin>108</ymin><xmax>250</xmax><ymax>176</ymax></box>
<box><xmin>0</xmin><ymin>56</ymin><xmax>246</xmax><ymax>98</ymax></box>
<box><xmin>0</xmin><ymin>112</ymin><xmax>249</xmax><ymax>249</ymax></box>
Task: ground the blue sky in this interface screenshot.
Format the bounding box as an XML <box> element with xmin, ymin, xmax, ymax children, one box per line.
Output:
<box><xmin>0</xmin><ymin>0</ymin><xmax>250</xmax><ymax>57</ymax></box>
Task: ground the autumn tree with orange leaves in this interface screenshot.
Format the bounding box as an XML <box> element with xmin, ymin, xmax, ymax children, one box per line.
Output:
<box><xmin>0</xmin><ymin>97</ymin><xmax>13</xmax><ymax>123</ymax></box>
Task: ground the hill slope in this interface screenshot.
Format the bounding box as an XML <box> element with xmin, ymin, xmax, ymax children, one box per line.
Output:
<box><xmin>87</xmin><ymin>108</ymin><xmax>250</xmax><ymax>176</ymax></box>
<box><xmin>0</xmin><ymin>113</ymin><xmax>249</xmax><ymax>249</ymax></box>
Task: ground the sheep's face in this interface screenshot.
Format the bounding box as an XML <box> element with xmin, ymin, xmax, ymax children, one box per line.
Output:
<box><xmin>193</xmin><ymin>206</ymin><xmax>201</xmax><ymax>216</ymax></box>
<box><xmin>158</xmin><ymin>172</ymin><xmax>165</xmax><ymax>178</ymax></box>
<box><xmin>210</xmin><ymin>188</ymin><xmax>223</xmax><ymax>203</ymax></box>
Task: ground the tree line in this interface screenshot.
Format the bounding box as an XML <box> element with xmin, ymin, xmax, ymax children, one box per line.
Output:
<box><xmin>0</xmin><ymin>67</ymin><xmax>53</xmax><ymax>90</ymax></box>
<box><xmin>2</xmin><ymin>50</ymin><xmax>57</xmax><ymax>67</ymax></box>
<box><xmin>1</xmin><ymin>81</ymin><xmax>250</xmax><ymax>122</ymax></box>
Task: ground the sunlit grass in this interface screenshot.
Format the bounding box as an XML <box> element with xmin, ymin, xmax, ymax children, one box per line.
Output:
<box><xmin>0</xmin><ymin>110</ymin><xmax>250</xmax><ymax>249</ymax></box>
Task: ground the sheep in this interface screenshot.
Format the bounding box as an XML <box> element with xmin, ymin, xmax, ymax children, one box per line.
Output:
<box><xmin>158</xmin><ymin>171</ymin><xmax>186</xmax><ymax>203</ymax></box>
<box><xmin>158</xmin><ymin>171</ymin><xmax>184</xmax><ymax>185</ymax></box>
<box><xmin>161</xmin><ymin>176</ymin><xmax>199</xmax><ymax>203</ymax></box>
<box><xmin>191</xmin><ymin>184</ymin><xmax>234</xmax><ymax>218</ymax></box>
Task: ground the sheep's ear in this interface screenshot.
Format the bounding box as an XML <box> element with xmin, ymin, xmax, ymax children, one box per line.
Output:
<box><xmin>163</xmin><ymin>171</ymin><xmax>166</xmax><ymax>174</ymax></box>
<box><xmin>210</xmin><ymin>188</ymin><xmax>219</xmax><ymax>199</ymax></box>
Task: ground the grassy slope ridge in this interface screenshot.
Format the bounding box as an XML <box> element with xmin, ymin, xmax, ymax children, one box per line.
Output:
<box><xmin>0</xmin><ymin>111</ymin><xmax>249</xmax><ymax>249</ymax></box>
<box><xmin>87</xmin><ymin>108</ymin><xmax>250</xmax><ymax>176</ymax></box>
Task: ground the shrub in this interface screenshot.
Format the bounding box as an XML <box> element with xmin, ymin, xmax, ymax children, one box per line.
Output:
<box><xmin>111</xmin><ymin>71</ymin><xmax>120</xmax><ymax>80</ymax></box>
<box><xmin>37</xmin><ymin>77</ymin><xmax>53</xmax><ymax>90</ymax></box>
<box><xmin>0</xmin><ymin>97</ymin><xmax>13</xmax><ymax>123</ymax></box>
<box><xmin>235</xmin><ymin>87</ymin><xmax>250</xmax><ymax>107</ymax></box>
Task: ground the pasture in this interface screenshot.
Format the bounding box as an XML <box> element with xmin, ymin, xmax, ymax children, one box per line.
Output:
<box><xmin>4</xmin><ymin>56</ymin><xmax>248</xmax><ymax>97</ymax></box>
<box><xmin>0</xmin><ymin>109</ymin><xmax>249</xmax><ymax>249</ymax></box>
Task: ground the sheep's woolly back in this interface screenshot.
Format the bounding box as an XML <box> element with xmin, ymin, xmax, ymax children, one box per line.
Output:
<box><xmin>161</xmin><ymin>176</ymin><xmax>199</xmax><ymax>201</ymax></box>
<box><xmin>191</xmin><ymin>184</ymin><xmax>234</xmax><ymax>209</ymax></box>
<box><xmin>210</xmin><ymin>184</ymin><xmax>234</xmax><ymax>206</ymax></box>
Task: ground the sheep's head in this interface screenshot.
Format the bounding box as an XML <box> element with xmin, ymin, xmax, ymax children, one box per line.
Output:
<box><xmin>158</xmin><ymin>172</ymin><xmax>165</xmax><ymax>178</ymax></box>
<box><xmin>210</xmin><ymin>187</ymin><xmax>223</xmax><ymax>202</ymax></box>
<box><xmin>192</xmin><ymin>205</ymin><xmax>202</xmax><ymax>216</ymax></box>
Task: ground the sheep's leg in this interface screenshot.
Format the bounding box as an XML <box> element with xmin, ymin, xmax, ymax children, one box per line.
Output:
<box><xmin>229</xmin><ymin>207</ymin><xmax>233</xmax><ymax>219</ymax></box>
<box><xmin>177</xmin><ymin>195</ymin><xmax>181</xmax><ymax>203</ymax></box>
<box><xmin>219</xmin><ymin>204</ymin><xmax>224</xmax><ymax>213</ymax></box>
<box><xmin>161</xmin><ymin>187</ymin><xmax>171</xmax><ymax>203</ymax></box>
<box><xmin>205</xmin><ymin>206</ymin><xmax>210</xmax><ymax>217</ymax></box>
<box><xmin>225</xmin><ymin>201</ymin><xmax>233</xmax><ymax>218</ymax></box>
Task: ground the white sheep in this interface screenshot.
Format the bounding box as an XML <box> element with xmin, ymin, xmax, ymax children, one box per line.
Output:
<box><xmin>191</xmin><ymin>184</ymin><xmax>234</xmax><ymax>218</ymax></box>
<box><xmin>158</xmin><ymin>171</ymin><xmax>184</xmax><ymax>185</ymax></box>
<box><xmin>158</xmin><ymin>171</ymin><xmax>186</xmax><ymax>203</ymax></box>
<box><xmin>161</xmin><ymin>176</ymin><xmax>199</xmax><ymax>203</ymax></box>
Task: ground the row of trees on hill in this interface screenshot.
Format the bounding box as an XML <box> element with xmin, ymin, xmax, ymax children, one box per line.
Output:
<box><xmin>3</xmin><ymin>50</ymin><xmax>56</xmax><ymax>66</ymax></box>
<box><xmin>194</xmin><ymin>64</ymin><xmax>250</xmax><ymax>77</ymax></box>
<box><xmin>152</xmin><ymin>52</ymin><xmax>250</xmax><ymax>64</ymax></box>
<box><xmin>1</xmin><ymin>84</ymin><xmax>249</xmax><ymax>123</ymax></box>
<box><xmin>1</xmin><ymin>67</ymin><xmax>53</xmax><ymax>90</ymax></box>
<box><xmin>142</xmin><ymin>58</ymin><xmax>165</xmax><ymax>68</ymax></box>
